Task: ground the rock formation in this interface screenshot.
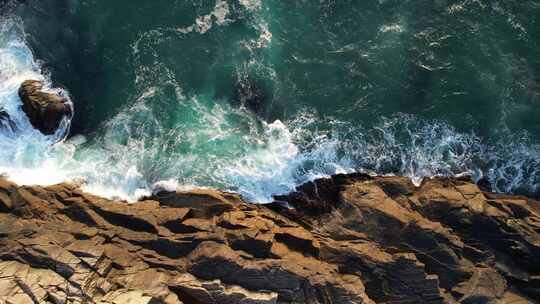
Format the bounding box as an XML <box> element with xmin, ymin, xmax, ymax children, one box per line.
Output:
<box><xmin>0</xmin><ymin>174</ymin><xmax>538</xmax><ymax>303</ymax></box>
<box><xmin>18</xmin><ymin>80</ymin><xmax>72</xmax><ymax>135</ymax></box>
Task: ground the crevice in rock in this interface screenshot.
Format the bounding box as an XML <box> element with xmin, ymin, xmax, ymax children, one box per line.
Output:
<box><xmin>132</xmin><ymin>238</ymin><xmax>201</xmax><ymax>259</ymax></box>
<box><xmin>275</xmin><ymin>233</ymin><xmax>319</xmax><ymax>258</ymax></box>
<box><xmin>169</xmin><ymin>286</ymin><xmax>205</xmax><ymax>304</ymax></box>
<box><xmin>91</xmin><ymin>207</ymin><xmax>158</xmax><ymax>234</ymax></box>
<box><xmin>59</xmin><ymin>206</ymin><xmax>98</xmax><ymax>226</ymax></box>
<box><xmin>163</xmin><ymin>221</ymin><xmax>202</xmax><ymax>234</ymax></box>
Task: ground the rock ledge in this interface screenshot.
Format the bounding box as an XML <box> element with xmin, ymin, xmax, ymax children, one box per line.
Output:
<box><xmin>0</xmin><ymin>174</ymin><xmax>538</xmax><ymax>303</ymax></box>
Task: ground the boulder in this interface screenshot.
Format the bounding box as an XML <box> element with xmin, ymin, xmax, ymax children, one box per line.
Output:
<box><xmin>18</xmin><ymin>79</ymin><xmax>72</xmax><ymax>135</ymax></box>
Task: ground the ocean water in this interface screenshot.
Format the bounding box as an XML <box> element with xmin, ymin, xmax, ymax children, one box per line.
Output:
<box><xmin>0</xmin><ymin>0</ymin><xmax>539</xmax><ymax>202</ymax></box>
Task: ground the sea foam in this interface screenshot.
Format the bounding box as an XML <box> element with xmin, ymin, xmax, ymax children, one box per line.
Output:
<box><xmin>0</xmin><ymin>19</ymin><xmax>73</xmax><ymax>185</ymax></box>
<box><xmin>0</xmin><ymin>18</ymin><xmax>538</xmax><ymax>204</ymax></box>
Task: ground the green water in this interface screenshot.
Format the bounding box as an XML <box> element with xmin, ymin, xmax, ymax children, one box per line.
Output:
<box><xmin>1</xmin><ymin>0</ymin><xmax>539</xmax><ymax>200</ymax></box>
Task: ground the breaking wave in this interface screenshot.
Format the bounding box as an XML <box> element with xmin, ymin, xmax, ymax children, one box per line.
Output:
<box><xmin>0</xmin><ymin>15</ymin><xmax>538</xmax><ymax>203</ymax></box>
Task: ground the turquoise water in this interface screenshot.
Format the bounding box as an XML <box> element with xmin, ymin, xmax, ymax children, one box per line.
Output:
<box><xmin>0</xmin><ymin>0</ymin><xmax>539</xmax><ymax>201</ymax></box>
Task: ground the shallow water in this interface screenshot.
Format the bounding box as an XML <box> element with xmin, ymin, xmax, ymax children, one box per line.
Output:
<box><xmin>0</xmin><ymin>0</ymin><xmax>539</xmax><ymax>201</ymax></box>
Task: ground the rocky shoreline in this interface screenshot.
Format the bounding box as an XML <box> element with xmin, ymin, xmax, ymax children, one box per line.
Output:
<box><xmin>0</xmin><ymin>173</ymin><xmax>538</xmax><ymax>303</ymax></box>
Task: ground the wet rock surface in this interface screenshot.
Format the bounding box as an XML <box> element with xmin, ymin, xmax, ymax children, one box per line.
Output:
<box><xmin>0</xmin><ymin>174</ymin><xmax>538</xmax><ymax>303</ymax></box>
<box><xmin>18</xmin><ymin>80</ymin><xmax>72</xmax><ymax>135</ymax></box>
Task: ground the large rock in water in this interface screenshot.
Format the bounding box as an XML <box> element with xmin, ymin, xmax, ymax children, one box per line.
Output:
<box><xmin>0</xmin><ymin>174</ymin><xmax>538</xmax><ymax>303</ymax></box>
<box><xmin>18</xmin><ymin>80</ymin><xmax>72</xmax><ymax>135</ymax></box>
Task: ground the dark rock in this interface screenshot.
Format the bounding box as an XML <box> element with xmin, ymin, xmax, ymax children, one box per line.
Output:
<box><xmin>235</xmin><ymin>76</ymin><xmax>268</xmax><ymax>115</ymax></box>
<box><xmin>476</xmin><ymin>176</ymin><xmax>493</xmax><ymax>192</ymax></box>
<box><xmin>18</xmin><ymin>80</ymin><xmax>72</xmax><ymax>135</ymax></box>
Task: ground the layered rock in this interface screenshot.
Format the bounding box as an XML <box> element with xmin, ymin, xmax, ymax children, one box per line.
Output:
<box><xmin>0</xmin><ymin>174</ymin><xmax>538</xmax><ymax>303</ymax></box>
<box><xmin>18</xmin><ymin>80</ymin><xmax>72</xmax><ymax>135</ymax></box>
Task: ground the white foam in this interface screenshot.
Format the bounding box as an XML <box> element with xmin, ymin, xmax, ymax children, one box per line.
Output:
<box><xmin>447</xmin><ymin>4</ymin><xmax>465</xmax><ymax>14</ymax></box>
<box><xmin>379</xmin><ymin>23</ymin><xmax>404</xmax><ymax>33</ymax></box>
<box><xmin>152</xmin><ymin>179</ymin><xmax>180</xmax><ymax>193</ymax></box>
<box><xmin>176</xmin><ymin>0</ymin><xmax>231</xmax><ymax>34</ymax></box>
<box><xmin>239</xmin><ymin>0</ymin><xmax>262</xmax><ymax>12</ymax></box>
<box><xmin>0</xmin><ymin>19</ymin><xmax>148</xmax><ymax>202</ymax></box>
<box><xmin>242</xmin><ymin>22</ymin><xmax>273</xmax><ymax>51</ymax></box>
<box><xmin>216</xmin><ymin>120</ymin><xmax>301</xmax><ymax>201</ymax></box>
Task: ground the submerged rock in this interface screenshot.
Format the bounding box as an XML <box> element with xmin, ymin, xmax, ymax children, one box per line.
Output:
<box><xmin>0</xmin><ymin>174</ymin><xmax>538</xmax><ymax>303</ymax></box>
<box><xmin>0</xmin><ymin>110</ymin><xmax>16</xmax><ymax>132</ymax></box>
<box><xmin>18</xmin><ymin>80</ymin><xmax>72</xmax><ymax>135</ymax></box>
<box><xmin>233</xmin><ymin>74</ymin><xmax>275</xmax><ymax>117</ymax></box>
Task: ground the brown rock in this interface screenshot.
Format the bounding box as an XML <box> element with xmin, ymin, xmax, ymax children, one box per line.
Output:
<box><xmin>276</xmin><ymin>175</ymin><xmax>540</xmax><ymax>303</ymax></box>
<box><xmin>0</xmin><ymin>174</ymin><xmax>539</xmax><ymax>303</ymax></box>
<box><xmin>18</xmin><ymin>80</ymin><xmax>72</xmax><ymax>135</ymax></box>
